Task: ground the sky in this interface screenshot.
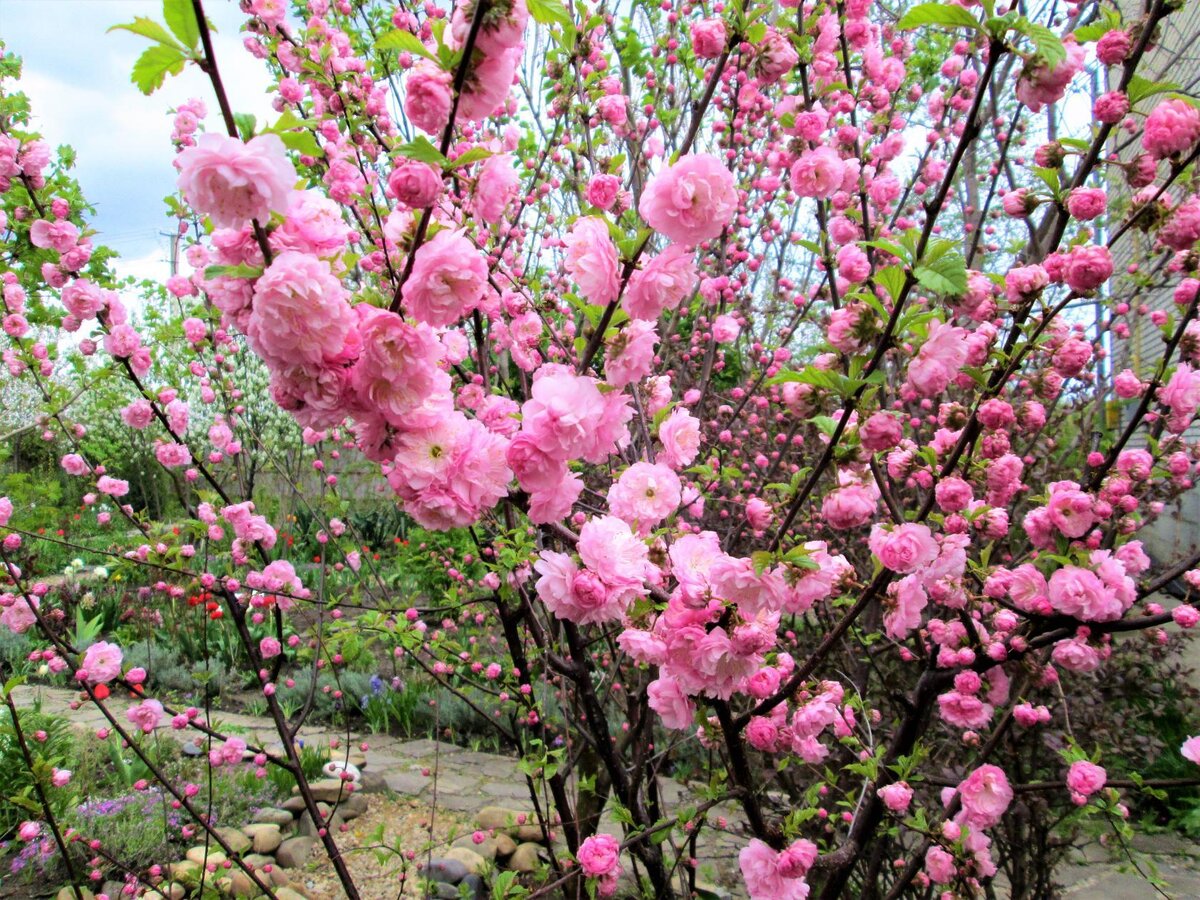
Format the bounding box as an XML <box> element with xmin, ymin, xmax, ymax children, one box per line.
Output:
<box><xmin>2</xmin><ymin>0</ymin><xmax>277</xmax><ymax>282</ymax></box>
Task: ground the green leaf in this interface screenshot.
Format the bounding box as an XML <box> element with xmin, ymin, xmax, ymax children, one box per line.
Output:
<box><xmin>130</xmin><ymin>44</ymin><xmax>187</xmax><ymax>95</ymax></box>
<box><xmin>528</xmin><ymin>0</ymin><xmax>573</xmax><ymax>30</ymax></box>
<box><xmin>1012</xmin><ymin>17</ymin><xmax>1066</xmax><ymax>69</ymax></box>
<box><xmin>108</xmin><ymin>16</ymin><xmax>183</xmax><ymax>50</ymax></box>
<box><xmin>375</xmin><ymin>28</ymin><xmax>438</xmax><ymax>63</ymax></box>
<box><xmin>278</xmin><ymin>130</ymin><xmax>322</xmax><ymax>157</ymax></box>
<box><xmin>203</xmin><ymin>263</ymin><xmax>264</xmax><ymax>281</ymax></box>
<box><xmin>394</xmin><ymin>137</ymin><xmax>447</xmax><ymax>167</ymax></box>
<box><xmin>449</xmin><ymin>147</ymin><xmax>494</xmax><ymax>169</ymax></box>
<box><xmin>233</xmin><ymin>112</ymin><xmax>256</xmax><ymax>141</ymax></box>
<box><xmin>162</xmin><ymin>0</ymin><xmax>200</xmax><ymax>50</ymax></box>
<box><xmin>897</xmin><ymin>4</ymin><xmax>979</xmax><ymax>30</ymax></box>
<box><xmin>1128</xmin><ymin>75</ymin><xmax>1180</xmax><ymax>106</ymax></box>
<box><xmin>914</xmin><ymin>252</ymin><xmax>967</xmax><ymax>296</ymax></box>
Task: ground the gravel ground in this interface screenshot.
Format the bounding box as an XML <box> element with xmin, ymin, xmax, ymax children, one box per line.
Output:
<box><xmin>288</xmin><ymin>795</ymin><xmax>474</xmax><ymax>899</ymax></box>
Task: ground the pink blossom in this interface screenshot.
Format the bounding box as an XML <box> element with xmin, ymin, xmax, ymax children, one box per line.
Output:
<box><xmin>1064</xmin><ymin>245</ymin><xmax>1112</xmax><ymax>293</ymax></box>
<box><xmin>956</xmin><ymin>764</ymin><xmax>1013</xmax><ymax>830</ymax></box>
<box><xmin>1143</xmin><ymin>99</ymin><xmax>1200</xmax><ymax>160</ymax></box>
<box><xmin>1</xmin><ymin>595</ymin><xmax>38</xmax><ymax>634</ymax></box>
<box><xmin>577</xmin><ymin>834</ymin><xmax>622</xmax><ymax>886</ymax></box>
<box><xmin>1048</xmin><ymin>566</ymin><xmax>1121</xmax><ymax>622</ymax></box>
<box><xmin>905</xmin><ymin>320</ymin><xmax>967</xmax><ymax>397</ymax></box>
<box><xmin>387</xmin><ymin>159</ymin><xmax>442</xmax><ymax>208</ymax></box>
<box><xmin>883</xmin><ymin>575</ymin><xmax>927</xmax><ymax>640</ymax></box>
<box><xmin>176</xmin><ymin>133</ymin><xmax>295</xmax><ymax>229</ymax></box>
<box><xmin>1160</xmin><ymin>363</ymin><xmax>1200</xmax><ymax>433</ymax></box>
<box><xmin>126</xmin><ymin>699</ymin><xmax>164</xmax><ymax>734</ymax></box>
<box><xmin>1093</xmin><ymin>91</ymin><xmax>1130</xmax><ymax>124</ymax></box>
<box><xmin>1066</xmin><ymin>760</ymin><xmax>1106</xmax><ymax>797</ymax></box>
<box><xmin>404</xmin><ymin>62</ymin><xmax>454</xmax><ymax>135</ymax></box>
<box><xmin>639</xmin><ymin>153</ymin><xmax>738</xmax><ymax>245</ymax></box>
<box><xmin>209</xmin><ymin>736</ymin><xmax>247</xmax><ymax>767</ymax></box>
<box><xmin>350</xmin><ymin>306</ymin><xmax>447</xmax><ymax>427</ymax></box>
<box><xmin>474</xmin><ymin>153</ymin><xmax>519</xmax><ymax>224</ymax></box>
<box><xmin>402</xmin><ymin>229</ymin><xmax>488</xmax><ymax>327</ymax></box>
<box><xmin>879</xmin><ymin>782</ymin><xmax>913</xmax><ymax>813</ymax></box>
<box><xmin>247</xmin><ymin>251</ymin><xmax>353</xmax><ymax>368</ymax></box>
<box><xmin>658</xmin><ymin>407</ymin><xmax>701</xmax><ymax>469</ymax></box>
<box><xmin>564</xmin><ymin>217</ymin><xmax>620</xmax><ymax>306</ymax></box>
<box><xmin>1182</xmin><ymin>736</ymin><xmax>1200</xmax><ymax>765</ymax></box>
<box><xmin>585</xmin><ymin>173</ymin><xmax>621</xmax><ymax>210</ymax></box>
<box><xmin>81</xmin><ymin>641</ymin><xmax>122</xmax><ymax>684</ymax></box>
<box><xmin>739</xmin><ymin>838</ymin><xmax>811</xmax><ymax>900</ymax></box>
<box><xmin>625</xmin><ymin>244</ymin><xmax>698</xmax><ymax>321</ymax></box>
<box><xmin>791</xmin><ymin>146</ymin><xmax>845</xmax><ymax>199</ymax></box>
<box><xmin>1066</xmin><ymin>188</ymin><xmax>1107</xmax><ymax>221</ymax></box>
<box><xmin>1015</xmin><ymin>39</ymin><xmax>1085</xmax><ymax>112</ymax></box>
<box><xmin>1096</xmin><ymin>30</ymin><xmax>1132</xmax><ymax>65</ymax></box>
<box><xmin>578</xmin><ymin>514</ymin><xmax>649</xmax><ymax>588</ymax></box>
<box><xmin>647</xmin><ymin>676</ymin><xmax>695</xmax><ymax>730</ymax></box>
<box><xmin>692</xmin><ymin>17</ymin><xmax>727</xmax><ymax>59</ymax></box>
<box><xmin>608</xmin><ymin>462</ymin><xmax>681</xmax><ymax>527</ymax></box>
<box><xmin>821</xmin><ymin>483</ymin><xmax>877</xmax><ymax>530</ymax></box>
<box><xmin>606</xmin><ymin>319</ymin><xmax>657</xmax><ymax>388</ymax></box>
<box><xmin>869</xmin><ymin>523</ymin><xmax>938</xmax><ymax>574</ymax></box>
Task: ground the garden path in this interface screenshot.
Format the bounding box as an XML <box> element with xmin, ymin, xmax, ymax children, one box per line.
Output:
<box><xmin>10</xmin><ymin>683</ymin><xmax>1200</xmax><ymax>898</ymax></box>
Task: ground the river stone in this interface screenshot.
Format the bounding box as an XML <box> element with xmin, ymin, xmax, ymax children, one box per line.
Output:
<box><xmin>460</xmin><ymin>873</ymin><xmax>486</xmax><ymax>900</ymax></box>
<box><xmin>475</xmin><ymin>805</ymin><xmax>542</xmax><ymax>840</ymax></box>
<box><xmin>299</xmin><ymin>808</ymin><xmax>343</xmax><ymax>837</ymax></box>
<box><xmin>254</xmin><ymin>808</ymin><xmax>296</xmax><ymax>826</ymax></box>
<box><xmin>273</xmin><ymin>889</ymin><xmax>308</xmax><ymax>900</ymax></box>
<box><xmin>506</xmin><ymin>842</ymin><xmax>542</xmax><ymax>873</ymax></box>
<box><xmin>282</xmin><ymin>796</ymin><xmax>307</xmax><ymax>814</ymax></box>
<box><xmin>434</xmin><ymin>885</ymin><xmax>460</xmax><ymax>900</ymax></box>
<box><xmin>215</xmin><ymin>826</ymin><xmax>251</xmax><ymax>855</ymax></box>
<box><xmin>302</xmin><ymin>778</ymin><xmax>354</xmax><ymax>803</ymax></box>
<box><xmin>453</xmin><ymin>834</ymin><xmax>498</xmax><ymax>861</ymax></box>
<box><xmin>275</xmin><ymin>836</ymin><xmax>316</xmax><ymax>869</ymax></box>
<box><xmin>242</xmin><ymin>854</ymin><xmax>273</xmax><ymax>869</ymax></box>
<box><xmin>336</xmin><ymin>792</ymin><xmax>369</xmax><ymax>820</ymax></box>
<box><xmin>185</xmin><ymin>846</ymin><xmax>227</xmax><ymax>866</ymax></box>
<box><xmin>244</xmin><ymin>823</ymin><xmax>283</xmax><ymax>854</ymax></box>
<box><xmin>166</xmin><ymin>860</ymin><xmax>200</xmax><ymax>881</ymax></box>
<box><xmin>493</xmin><ymin>832</ymin><xmax>518</xmax><ymax>857</ymax></box>
<box><xmin>147</xmin><ymin>884</ymin><xmax>185</xmax><ymax>900</ymax></box>
<box><xmin>56</xmin><ymin>890</ymin><xmax>95</xmax><ymax>900</ymax></box>
<box><xmin>444</xmin><ymin>846</ymin><xmax>487</xmax><ymax>875</ymax></box>
<box><xmin>418</xmin><ymin>857</ymin><xmax>469</xmax><ymax>884</ymax></box>
<box><xmin>228</xmin><ymin>870</ymin><xmax>257</xmax><ymax>897</ymax></box>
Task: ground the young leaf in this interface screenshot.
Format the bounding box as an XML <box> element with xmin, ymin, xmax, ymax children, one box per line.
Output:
<box><xmin>130</xmin><ymin>44</ymin><xmax>187</xmax><ymax>95</ymax></box>
<box><xmin>896</xmin><ymin>4</ymin><xmax>979</xmax><ymax>31</ymax></box>
<box><xmin>162</xmin><ymin>0</ymin><xmax>201</xmax><ymax>50</ymax></box>
<box><xmin>913</xmin><ymin>251</ymin><xmax>967</xmax><ymax>296</ymax></box>
<box><xmin>375</xmin><ymin>29</ymin><xmax>438</xmax><ymax>63</ymax></box>
<box><xmin>395</xmin><ymin>137</ymin><xmax>448</xmax><ymax>167</ymax></box>
<box><xmin>108</xmin><ymin>17</ymin><xmax>183</xmax><ymax>50</ymax></box>
<box><xmin>528</xmin><ymin>0</ymin><xmax>573</xmax><ymax>30</ymax></box>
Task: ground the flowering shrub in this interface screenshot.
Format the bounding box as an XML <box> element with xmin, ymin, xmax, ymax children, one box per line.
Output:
<box><xmin>2</xmin><ymin>0</ymin><xmax>1200</xmax><ymax>897</ymax></box>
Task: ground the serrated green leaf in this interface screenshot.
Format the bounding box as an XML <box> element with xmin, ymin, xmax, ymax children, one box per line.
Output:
<box><xmin>528</xmin><ymin>0</ymin><xmax>573</xmax><ymax>30</ymax></box>
<box><xmin>897</xmin><ymin>4</ymin><xmax>980</xmax><ymax>30</ymax></box>
<box><xmin>449</xmin><ymin>147</ymin><xmax>494</xmax><ymax>169</ymax></box>
<box><xmin>203</xmin><ymin>263</ymin><xmax>264</xmax><ymax>281</ymax></box>
<box><xmin>1128</xmin><ymin>75</ymin><xmax>1181</xmax><ymax>106</ymax></box>
<box><xmin>913</xmin><ymin>251</ymin><xmax>967</xmax><ymax>297</ymax></box>
<box><xmin>394</xmin><ymin>137</ymin><xmax>447</xmax><ymax>167</ymax></box>
<box><xmin>130</xmin><ymin>44</ymin><xmax>187</xmax><ymax>95</ymax></box>
<box><xmin>109</xmin><ymin>16</ymin><xmax>183</xmax><ymax>50</ymax></box>
<box><xmin>233</xmin><ymin>112</ymin><xmax>256</xmax><ymax>141</ymax></box>
<box><xmin>279</xmin><ymin>129</ymin><xmax>322</xmax><ymax>158</ymax></box>
<box><xmin>375</xmin><ymin>28</ymin><xmax>438</xmax><ymax>63</ymax></box>
<box><xmin>1012</xmin><ymin>17</ymin><xmax>1066</xmax><ymax>69</ymax></box>
<box><xmin>162</xmin><ymin>0</ymin><xmax>200</xmax><ymax>50</ymax></box>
